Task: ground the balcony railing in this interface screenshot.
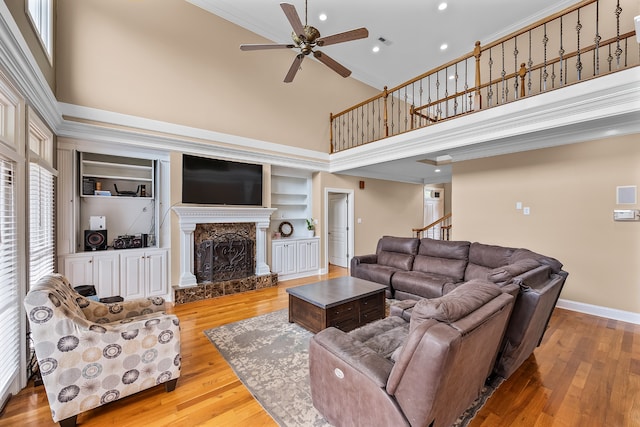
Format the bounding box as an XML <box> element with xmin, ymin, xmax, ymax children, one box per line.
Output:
<box><xmin>330</xmin><ymin>0</ymin><xmax>639</xmax><ymax>153</ymax></box>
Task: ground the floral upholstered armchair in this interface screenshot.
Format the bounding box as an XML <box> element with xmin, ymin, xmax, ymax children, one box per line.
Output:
<box><xmin>24</xmin><ymin>274</ymin><xmax>181</xmax><ymax>427</ymax></box>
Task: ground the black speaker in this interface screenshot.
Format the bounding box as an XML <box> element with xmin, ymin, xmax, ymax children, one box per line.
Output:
<box><xmin>84</xmin><ymin>230</ymin><xmax>108</xmax><ymax>251</ymax></box>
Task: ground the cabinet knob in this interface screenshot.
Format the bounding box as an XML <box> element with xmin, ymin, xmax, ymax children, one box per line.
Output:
<box><xmin>88</xmin><ymin>259</ymin><xmax>92</xmax><ymax>263</ymax></box>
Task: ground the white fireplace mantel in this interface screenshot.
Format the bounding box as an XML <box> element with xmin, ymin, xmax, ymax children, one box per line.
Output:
<box><xmin>172</xmin><ymin>206</ymin><xmax>277</xmax><ymax>287</ymax></box>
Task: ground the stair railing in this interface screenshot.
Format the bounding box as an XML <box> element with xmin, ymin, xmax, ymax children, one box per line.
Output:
<box><xmin>413</xmin><ymin>213</ymin><xmax>452</xmax><ymax>240</ymax></box>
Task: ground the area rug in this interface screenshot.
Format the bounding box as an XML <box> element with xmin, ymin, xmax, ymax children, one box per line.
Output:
<box><xmin>204</xmin><ymin>309</ymin><xmax>502</xmax><ymax>427</ymax></box>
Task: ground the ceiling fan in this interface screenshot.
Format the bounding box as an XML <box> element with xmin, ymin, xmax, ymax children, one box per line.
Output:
<box><xmin>240</xmin><ymin>1</ymin><xmax>368</xmax><ymax>83</ymax></box>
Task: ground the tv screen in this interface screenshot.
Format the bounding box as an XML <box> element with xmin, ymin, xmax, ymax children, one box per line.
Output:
<box><xmin>182</xmin><ymin>155</ymin><xmax>263</xmax><ymax>206</ymax></box>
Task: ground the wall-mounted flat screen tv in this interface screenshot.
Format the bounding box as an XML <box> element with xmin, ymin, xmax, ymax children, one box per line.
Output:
<box><xmin>182</xmin><ymin>154</ymin><xmax>263</xmax><ymax>206</ymax></box>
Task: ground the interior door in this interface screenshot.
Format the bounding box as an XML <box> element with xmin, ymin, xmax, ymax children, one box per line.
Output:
<box><xmin>328</xmin><ymin>193</ymin><xmax>349</xmax><ymax>267</ymax></box>
<box><xmin>424</xmin><ymin>186</ymin><xmax>444</xmax><ymax>239</ymax></box>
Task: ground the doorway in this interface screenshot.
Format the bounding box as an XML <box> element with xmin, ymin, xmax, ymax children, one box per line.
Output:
<box><xmin>424</xmin><ymin>186</ymin><xmax>444</xmax><ymax>237</ymax></box>
<box><xmin>325</xmin><ymin>188</ymin><xmax>354</xmax><ymax>269</ymax></box>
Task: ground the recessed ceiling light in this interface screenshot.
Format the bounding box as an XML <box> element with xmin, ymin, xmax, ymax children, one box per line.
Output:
<box><xmin>319</xmin><ymin>13</ymin><xmax>327</xmax><ymax>21</ymax></box>
<box><xmin>438</xmin><ymin>2</ymin><xmax>448</xmax><ymax>11</ymax></box>
<box><xmin>440</xmin><ymin>43</ymin><xmax>448</xmax><ymax>50</ymax></box>
<box><xmin>435</xmin><ymin>169</ymin><xmax>441</xmax><ymax>173</ymax></box>
<box><xmin>448</xmin><ymin>75</ymin><xmax>455</xmax><ymax>80</ymax></box>
<box><xmin>372</xmin><ymin>45</ymin><xmax>380</xmax><ymax>53</ymax></box>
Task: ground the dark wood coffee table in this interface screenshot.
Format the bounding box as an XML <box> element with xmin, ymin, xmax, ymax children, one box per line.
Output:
<box><xmin>286</xmin><ymin>276</ymin><xmax>387</xmax><ymax>333</ymax></box>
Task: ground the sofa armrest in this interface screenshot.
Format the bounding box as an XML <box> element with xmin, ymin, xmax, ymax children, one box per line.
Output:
<box><xmin>311</xmin><ymin>326</ymin><xmax>394</xmax><ymax>387</ymax></box>
<box><xmin>515</xmin><ymin>265</ymin><xmax>553</xmax><ymax>289</ymax></box>
<box><xmin>351</xmin><ymin>253</ymin><xmax>378</xmax><ymax>266</ymax></box>
<box><xmin>389</xmin><ymin>300</ymin><xmax>418</xmax><ymax>319</ymax></box>
<box><xmin>80</xmin><ymin>296</ymin><xmax>167</xmax><ymax>323</ymax></box>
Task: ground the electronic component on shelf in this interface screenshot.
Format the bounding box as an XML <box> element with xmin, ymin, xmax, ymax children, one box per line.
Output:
<box><xmin>113</xmin><ymin>234</ymin><xmax>149</xmax><ymax>249</ymax></box>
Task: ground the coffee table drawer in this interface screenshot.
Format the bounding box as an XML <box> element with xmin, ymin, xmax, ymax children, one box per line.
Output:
<box><xmin>328</xmin><ymin>300</ymin><xmax>358</xmax><ymax>322</ymax></box>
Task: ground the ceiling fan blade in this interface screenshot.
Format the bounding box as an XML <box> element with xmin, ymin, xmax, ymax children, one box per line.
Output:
<box><xmin>240</xmin><ymin>43</ymin><xmax>295</xmax><ymax>51</ymax></box>
<box><xmin>284</xmin><ymin>54</ymin><xmax>305</xmax><ymax>83</ymax></box>
<box><xmin>316</xmin><ymin>27</ymin><xmax>369</xmax><ymax>47</ymax></box>
<box><xmin>280</xmin><ymin>3</ymin><xmax>305</xmax><ymax>40</ymax></box>
<box><xmin>313</xmin><ymin>51</ymin><xmax>351</xmax><ymax>78</ymax></box>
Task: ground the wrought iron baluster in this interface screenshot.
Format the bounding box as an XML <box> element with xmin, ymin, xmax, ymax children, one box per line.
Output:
<box><xmin>614</xmin><ymin>0</ymin><xmax>622</xmax><ymax>68</ymax></box>
<box><xmin>514</xmin><ymin>37</ymin><xmax>519</xmax><ymax>99</ymax></box>
<box><xmin>527</xmin><ymin>31</ymin><xmax>533</xmax><ymax>95</ymax></box>
<box><xmin>488</xmin><ymin>47</ymin><xmax>494</xmax><ymax>107</ymax></box>
<box><xmin>559</xmin><ymin>16</ymin><xmax>564</xmax><ymax>86</ymax></box>
<box><xmin>594</xmin><ymin>0</ymin><xmax>600</xmax><ymax>76</ymax></box>
<box><xmin>543</xmin><ymin>23</ymin><xmax>549</xmax><ymax>91</ymax></box>
<box><xmin>454</xmin><ymin>62</ymin><xmax>459</xmax><ymax>115</ymax></box>
<box><xmin>501</xmin><ymin>42</ymin><xmax>507</xmax><ymax>103</ymax></box>
<box><xmin>576</xmin><ymin>9</ymin><xmax>583</xmax><ymax>80</ymax></box>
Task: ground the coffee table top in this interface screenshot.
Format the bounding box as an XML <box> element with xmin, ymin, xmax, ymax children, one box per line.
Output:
<box><xmin>286</xmin><ymin>276</ymin><xmax>387</xmax><ymax>309</ymax></box>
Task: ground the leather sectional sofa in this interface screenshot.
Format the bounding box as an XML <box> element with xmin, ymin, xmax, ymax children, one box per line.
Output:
<box><xmin>350</xmin><ymin>236</ymin><xmax>568</xmax><ymax>378</ymax></box>
<box><xmin>310</xmin><ymin>280</ymin><xmax>515</xmax><ymax>427</ymax></box>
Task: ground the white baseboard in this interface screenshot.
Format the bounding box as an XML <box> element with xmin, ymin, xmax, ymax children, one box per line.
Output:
<box><xmin>557</xmin><ymin>298</ymin><xmax>640</xmax><ymax>325</ymax></box>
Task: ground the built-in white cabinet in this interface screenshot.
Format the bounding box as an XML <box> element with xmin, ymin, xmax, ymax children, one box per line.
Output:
<box><xmin>63</xmin><ymin>248</ymin><xmax>168</xmax><ymax>300</ymax></box>
<box><xmin>58</xmin><ymin>145</ymin><xmax>171</xmax><ymax>300</ymax></box>
<box><xmin>272</xmin><ymin>237</ymin><xmax>319</xmax><ymax>280</ymax></box>
<box><xmin>120</xmin><ymin>249</ymin><xmax>168</xmax><ymax>299</ymax></box>
<box><xmin>63</xmin><ymin>252</ymin><xmax>120</xmax><ymax>298</ymax></box>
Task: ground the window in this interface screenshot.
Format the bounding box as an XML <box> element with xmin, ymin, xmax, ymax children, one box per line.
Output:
<box><xmin>28</xmin><ymin>110</ymin><xmax>55</xmax><ymax>286</ymax></box>
<box><xmin>0</xmin><ymin>157</ymin><xmax>19</xmax><ymax>404</ymax></box>
<box><xmin>26</xmin><ymin>0</ymin><xmax>53</xmax><ymax>60</ymax></box>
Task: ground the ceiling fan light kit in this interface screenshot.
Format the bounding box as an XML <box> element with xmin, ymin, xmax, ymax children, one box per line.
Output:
<box><xmin>239</xmin><ymin>1</ymin><xmax>368</xmax><ymax>83</ymax></box>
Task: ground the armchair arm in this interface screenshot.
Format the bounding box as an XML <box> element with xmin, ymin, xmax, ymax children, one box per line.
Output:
<box><xmin>78</xmin><ymin>295</ymin><xmax>167</xmax><ymax>323</ymax></box>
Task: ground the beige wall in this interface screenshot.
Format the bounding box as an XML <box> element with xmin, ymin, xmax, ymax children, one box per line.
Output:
<box><xmin>55</xmin><ymin>0</ymin><xmax>379</xmax><ymax>153</ymax></box>
<box><xmin>317</xmin><ymin>173</ymin><xmax>424</xmax><ymax>258</ymax></box>
<box><xmin>6</xmin><ymin>0</ymin><xmax>55</xmax><ymax>89</ymax></box>
<box><xmin>453</xmin><ymin>135</ymin><xmax>640</xmax><ymax>313</ymax></box>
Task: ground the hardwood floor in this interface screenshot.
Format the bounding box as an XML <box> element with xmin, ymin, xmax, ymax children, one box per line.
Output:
<box><xmin>2</xmin><ymin>266</ymin><xmax>638</xmax><ymax>426</ymax></box>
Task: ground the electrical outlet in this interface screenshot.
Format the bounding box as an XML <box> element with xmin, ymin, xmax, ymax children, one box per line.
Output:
<box><xmin>516</xmin><ymin>202</ymin><xmax>522</xmax><ymax>210</ymax></box>
<box><xmin>523</xmin><ymin>207</ymin><xmax>530</xmax><ymax>215</ymax></box>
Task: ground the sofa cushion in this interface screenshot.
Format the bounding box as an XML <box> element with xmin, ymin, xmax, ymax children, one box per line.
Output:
<box><xmin>378</xmin><ymin>236</ymin><xmax>419</xmax><ymax>255</ymax></box>
<box><xmin>488</xmin><ymin>258</ymin><xmax>541</xmax><ymax>285</ymax></box>
<box><xmin>468</xmin><ymin>242</ymin><xmax>515</xmax><ymax>268</ymax></box>
<box><xmin>412</xmin><ymin>239</ymin><xmax>470</xmax><ymax>281</ymax></box>
<box><xmin>351</xmin><ymin>264</ymin><xmax>397</xmax><ymax>288</ymax></box>
<box><xmin>410</xmin><ymin>280</ymin><xmax>502</xmax><ymax>330</ymax></box>
<box><xmin>510</xmin><ymin>248</ymin><xmax>563</xmax><ymax>273</ymax></box>
<box><xmin>378</xmin><ymin>251</ymin><xmax>415</xmax><ymax>270</ymax></box>
<box><xmin>392</xmin><ymin>271</ymin><xmax>456</xmax><ymax>299</ymax></box>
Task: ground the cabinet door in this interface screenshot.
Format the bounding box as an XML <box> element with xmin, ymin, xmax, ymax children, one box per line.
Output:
<box><xmin>145</xmin><ymin>250</ymin><xmax>167</xmax><ymax>297</ymax></box>
<box><xmin>93</xmin><ymin>253</ymin><xmax>120</xmax><ymax>298</ymax></box>
<box><xmin>283</xmin><ymin>243</ymin><xmax>298</xmax><ymax>275</ymax></box>
<box><xmin>308</xmin><ymin>239</ymin><xmax>319</xmax><ymax>271</ymax></box>
<box><xmin>64</xmin><ymin>255</ymin><xmax>94</xmax><ymax>286</ymax></box>
<box><xmin>297</xmin><ymin>240</ymin><xmax>311</xmax><ymax>272</ymax></box>
<box><xmin>298</xmin><ymin>240</ymin><xmax>319</xmax><ymax>273</ymax></box>
<box><xmin>272</xmin><ymin>242</ymin><xmax>286</xmax><ymax>274</ymax></box>
<box><xmin>120</xmin><ymin>251</ymin><xmax>146</xmax><ymax>299</ymax></box>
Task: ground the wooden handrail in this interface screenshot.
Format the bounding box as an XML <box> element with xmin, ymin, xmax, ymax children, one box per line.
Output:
<box><xmin>412</xmin><ymin>213</ymin><xmax>452</xmax><ymax>239</ymax></box>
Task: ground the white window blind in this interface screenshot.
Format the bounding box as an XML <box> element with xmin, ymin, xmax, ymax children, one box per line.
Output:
<box><xmin>0</xmin><ymin>157</ymin><xmax>19</xmax><ymax>402</ymax></box>
<box><xmin>29</xmin><ymin>160</ymin><xmax>54</xmax><ymax>284</ymax></box>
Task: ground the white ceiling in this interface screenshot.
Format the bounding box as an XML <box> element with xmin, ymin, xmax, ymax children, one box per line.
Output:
<box><xmin>187</xmin><ymin>0</ymin><xmax>594</xmax><ymax>185</ymax></box>
<box><xmin>188</xmin><ymin>0</ymin><xmax>581</xmax><ymax>90</ymax></box>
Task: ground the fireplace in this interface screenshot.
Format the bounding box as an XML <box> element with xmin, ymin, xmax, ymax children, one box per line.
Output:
<box><xmin>194</xmin><ymin>223</ymin><xmax>255</xmax><ymax>283</ymax></box>
<box><xmin>172</xmin><ymin>206</ymin><xmax>278</xmax><ymax>304</ymax></box>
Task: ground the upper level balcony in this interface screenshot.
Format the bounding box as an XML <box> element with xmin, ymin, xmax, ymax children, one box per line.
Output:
<box><xmin>329</xmin><ymin>0</ymin><xmax>639</xmax><ymax>184</ymax></box>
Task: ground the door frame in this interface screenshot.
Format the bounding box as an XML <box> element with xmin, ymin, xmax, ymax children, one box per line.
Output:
<box><xmin>324</xmin><ymin>187</ymin><xmax>355</xmax><ymax>272</ymax></box>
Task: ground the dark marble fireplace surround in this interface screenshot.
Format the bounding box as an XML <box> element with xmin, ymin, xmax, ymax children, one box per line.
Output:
<box><xmin>172</xmin><ymin>207</ymin><xmax>278</xmax><ymax>305</ymax></box>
